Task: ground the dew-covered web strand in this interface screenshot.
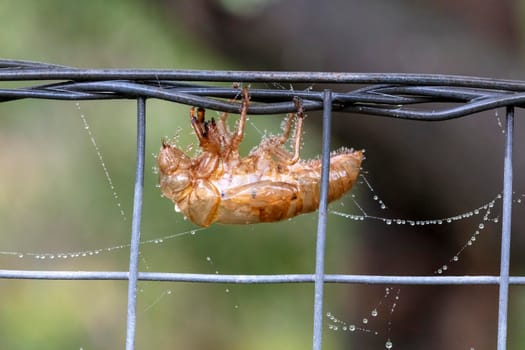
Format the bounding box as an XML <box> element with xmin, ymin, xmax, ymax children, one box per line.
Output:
<box><xmin>326</xmin><ymin>287</ymin><xmax>399</xmax><ymax>349</ymax></box>
<box><xmin>325</xmin><ymin>170</ymin><xmax>504</xmax><ymax>348</ymax></box>
<box><xmin>70</xmin><ymin>99</ymin><xmax>237</xmax><ymax>307</ymax></box>
<box><xmin>495</xmin><ymin>109</ymin><xmax>505</xmax><ymax>134</ymax></box>
<box><xmin>205</xmin><ymin>255</ymin><xmax>239</xmax><ymax>309</ymax></box>
<box><xmin>0</xmin><ymin>228</ymin><xmax>206</xmax><ymax>260</ymax></box>
<box><xmin>142</xmin><ymin>288</ymin><xmax>173</xmax><ymax>313</ymax></box>
<box><xmin>75</xmin><ymin>103</ymin><xmax>127</xmax><ymax>221</ymax></box>
<box><xmin>330</xmin><ymin>175</ymin><xmax>501</xmax><ymax>230</ymax></box>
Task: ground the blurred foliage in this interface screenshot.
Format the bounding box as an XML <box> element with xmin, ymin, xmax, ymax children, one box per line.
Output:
<box><xmin>0</xmin><ymin>0</ymin><xmax>359</xmax><ymax>349</ymax></box>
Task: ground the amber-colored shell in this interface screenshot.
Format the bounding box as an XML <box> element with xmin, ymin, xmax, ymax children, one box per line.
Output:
<box><xmin>158</xmin><ymin>88</ymin><xmax>363</xmax><ymax>227</ymax></box>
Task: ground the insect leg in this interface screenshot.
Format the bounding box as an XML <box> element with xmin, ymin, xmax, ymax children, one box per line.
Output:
<box><xmin>271</xmin><ymin>97</ymin><xmax>305</xmax><ymax>165</ymax></box>
<box><xmin>230</xmin><ymin>87</ymin><xmax>249</xmax><ymax>151</ymax></box>
<box><xmin>256</xmin><ymin>97</ymin><xmax>304</xmax><ymax>165</ymax></box>
<box><xmin>216</xmin><ymin>110</ymin><xmax>231</xmax><ymax>146</ymax></box>
<box><xmin>278</xmin><ymin>112</ymin><xmax>295</xmax><ymax>145</ymax></box>
<box><xmin>217</xmin><ymin>85</ymin><xmax>245</xmax><ymax>146</ymax></box>
<box><xmin>288</xmin><ymin>97</ymin><xmax>305</xmax><ymax>164</ymax></box>
<box><xmin>190</xmin><ymin>106</ymin><xmax>206</xmax><ymax>141</ymax></box>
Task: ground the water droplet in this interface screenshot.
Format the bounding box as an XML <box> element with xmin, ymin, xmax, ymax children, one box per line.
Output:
<box><xmin>371</xmin><ymin>309</ymin><xmax>378</xmax><ymax>317</ymax></box>
<box><xmin>362</xmin><ymin>318</ymin><xmax>368</xmax><ymax>324</ymax></box>
<box><xmin>385</xmin><ymin>340</ymin><xmax>393</xmax><ymax>349</ymax></box>
<box><xmin>225</xmin><ymin>288</ymin><xmax>230</xmax><ymax>293</ymax></box>
<box><xmin>373</xmin><ymin>195</ymin><xmax>379</xmax><ymax>200</ymax></box>
<box><xmin>385</xmin><ymin>219</ymin><xmax>392</xmax><ymax>225</ymax></box>
<box><xmin>453</xmin><ymin>255</ymin><xmax>459</xmax><ymax>261</ymax></box>
<box><xmin>342</xmin><ymin>326</ymin><xmax>347</xmax><ymax>331</ymax></box>
<box><xmin>442</xmin><ymin>265</ymin><xmax>448</xmax><ymax>271</ymax></box>
<box><xmin>349</xmin><ymin>325</ymin><xmax>356</xmax><ymax>331</ymax></box>
<box><xmin>478</xmin><ymin>223</ymin><xmax>485</xmax><ymax>230</ymax></box>
<box><xmin>206</xmin><ymin>256</ymin><xmax>212</xmax><ymax>262</ymax></box>
<box><xmin>190</xmin><ymin>230</ymin><xmax>196</xmax><ymax>235</ymax></box>
<box><xmin>17</xmin><ymin>254</ymin><xmax>24</xmax><ymax>258</ymax></box>
<box><xmin>326</xmin><ymin>312</ymin><xmax>332</xmax><ymax>317</ymax></box>
<box><xmin>380</xmin><ymin>204</ymin><xmax>386</xmax><ymax>209</ymax></box>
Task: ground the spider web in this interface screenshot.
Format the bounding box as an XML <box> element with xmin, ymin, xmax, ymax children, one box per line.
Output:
<box><xmin>0</xmin><ymin>101</ymin><xmax>512</xmax><ymax>349</ymax></box>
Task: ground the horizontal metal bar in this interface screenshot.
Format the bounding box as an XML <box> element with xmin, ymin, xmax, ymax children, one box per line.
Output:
<box><xmin>2</xmin><ymin>61</ymin><xmax>525</xmax><ymax>91</ymax></box>
<box><xmin>2</xmin><ymin>81</ymin><xmax>525</xmax><ymax>120</ymax></box>
<box><xmin>1</xmin><ymin>270</ymin><xmax>525</xmax><ymax>285</ymax></box>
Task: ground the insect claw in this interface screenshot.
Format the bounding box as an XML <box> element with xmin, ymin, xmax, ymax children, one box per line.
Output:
<box><xmin>293</xmin><ymin>96</ymin><xmax>305</xmax><ymax>118</ymax></box>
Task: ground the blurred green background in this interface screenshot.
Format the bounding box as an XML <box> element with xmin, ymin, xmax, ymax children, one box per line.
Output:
<box><xmin>0</xmin><ymin>1</ymin><xmax>357</xmax><ymax>349</ymax></box>
<box><xmin>2</xmin><ymin>0</ymin><xmax>525</xmax><ymax>349</ymax></box>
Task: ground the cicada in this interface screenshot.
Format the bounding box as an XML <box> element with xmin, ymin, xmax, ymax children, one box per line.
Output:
<box><xmin>157</xmin><ymin>88</ymin><xmax>363</xmax><ymax>227</ymax></box>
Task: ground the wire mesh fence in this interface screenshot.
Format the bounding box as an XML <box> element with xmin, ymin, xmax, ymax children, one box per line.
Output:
<box><xmin>0</xmin><ymin>59</ymin><xmax>523</xmax><ymax>349</ymax></box>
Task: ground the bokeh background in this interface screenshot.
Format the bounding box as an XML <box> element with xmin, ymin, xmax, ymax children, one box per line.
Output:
<box><xmin>2</xmin><ymin>0</ymin><xmax>525</xmax><ymax>349</ymax></box>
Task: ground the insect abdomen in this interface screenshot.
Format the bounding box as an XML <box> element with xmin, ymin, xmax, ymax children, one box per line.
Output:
<box><xmin>294</xmin><ymin>149</ymin><xmax>363</xmax><ymax>215</ymax></box>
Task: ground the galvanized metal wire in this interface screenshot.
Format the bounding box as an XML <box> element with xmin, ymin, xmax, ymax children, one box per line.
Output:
<box><xmin>0</xmin><ymin>59</ymin><xmax>521</xmax><ymax>350</ymax></box>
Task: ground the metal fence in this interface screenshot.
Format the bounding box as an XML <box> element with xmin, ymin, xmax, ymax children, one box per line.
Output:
<box><xmin>0</xmin><ymin>59</ymin><xmax>523</xmax><ymax>350</ymax></box>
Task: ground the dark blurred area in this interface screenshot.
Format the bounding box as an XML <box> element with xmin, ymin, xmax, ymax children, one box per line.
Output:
<box><xmin>156</xmin><ymin>0</ymin><xmax>525</xmax><ymax>349</ymax></box>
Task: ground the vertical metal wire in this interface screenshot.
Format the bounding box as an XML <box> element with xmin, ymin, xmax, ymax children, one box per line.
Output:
<box><xmin>497</xmin><ymin>106</ymin><xmax>514</xmax><ymax>350</ymax></box>
<box><xmin>125</xmin><ymin>97</ymin><xmax>146</xmax><ymax>350</ymax></box>
<box><xmin>312</xmin><ymin>89</ymin><xmax>333</xmax><ymax>350</ymax></box>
